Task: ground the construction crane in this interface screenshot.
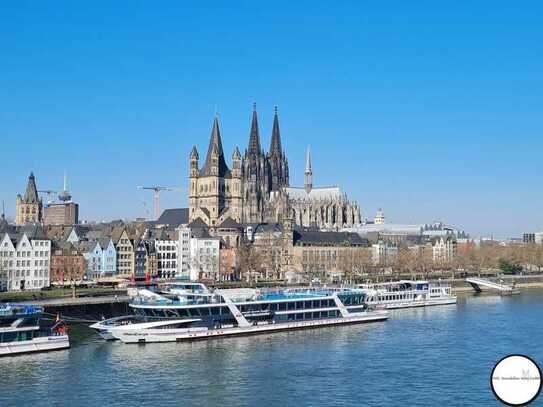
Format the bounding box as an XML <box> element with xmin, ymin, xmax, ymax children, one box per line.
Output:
<box><xmin>137</xmin><ymin>186</ymin><xmax>183</xmax><ymax>220</ymax></box>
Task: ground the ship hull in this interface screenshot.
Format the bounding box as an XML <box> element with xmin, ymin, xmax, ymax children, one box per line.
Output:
<box><xmin>112</xmin><ymin>311</ymin><xmax>389</xmax><ymax>344</ymax></box>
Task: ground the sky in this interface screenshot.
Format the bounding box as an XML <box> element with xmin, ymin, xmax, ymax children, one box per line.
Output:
<box><xmin>0</xmin><ymin>1</ymin><xmax>542</xmax><ymax>238</ymax></box>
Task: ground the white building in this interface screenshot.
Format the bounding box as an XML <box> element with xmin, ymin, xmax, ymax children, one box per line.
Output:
<box><xmin>156</xmin><ymin>237</ymin><xmax>179</xmax><ymax>279</ymax></box>
<box><xmin>432</xmin><ymin>236</ymin><xmax>457</xmax><ymax>263</ymax></box>
<box><xmin>189</xmin><ymin>236</ymin><xmax>220</xmax><ymax>281</ymax></box>
<box><xmin>371</xmin><ymin>241</ymin><xmax>398</xmax><ymax>265</ymax></box>
<box><xmin>0</xmin><ymin>232</ymin><xmax>51</xmax><ymax>291</ymax></box>
<box><xmin>177</xmin><ymin>226</ymin><xmax>191</xmax><ymax>279</ymax></box>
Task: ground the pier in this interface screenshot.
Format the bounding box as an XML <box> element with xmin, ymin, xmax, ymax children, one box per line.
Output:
<box><xmin>465</xmin><ymin>277</ymin><xmax>519</xmax><ymax>295</ymax></box>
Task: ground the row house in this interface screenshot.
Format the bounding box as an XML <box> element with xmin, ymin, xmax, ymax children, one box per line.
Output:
<box><xmin>151</xmin><ymin>229</ymin><xmax>178</xmax><ymax>280</ymax></box>
<box><xmin>112</xmin><ymin>228</ymin><xmax>135</xmax><ymax>277</ymax></box>
<box><xmin>134</xmin><ymin>239</ymin><xmax>156</xmax><ymax>278</ymax></box>
<box><xmin>80</xmin><ymin>238</ymin><xmax>117</xmax><ymax>280</ymax></box>
<box><xmin>0</xmin><ymin>230</ymin><xmax>51</xmax><ymax>291</ymax></box>
<box><xmin>50</xmin><ymin>242</ymin><xmax>86</xmax><ymax>283</ymax></box>
<box><xmin>177</xmin><ymin>226</ymin><xmax>191</xmax><ymax>279</ymax></box>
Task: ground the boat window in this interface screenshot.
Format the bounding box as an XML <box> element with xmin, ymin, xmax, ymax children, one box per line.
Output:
<box><xmin>210</xmin><ymin>307</ymin><xmax>220</xmax><ymax>315</ymax></box>
<box><xmin>279</xmin><ymin>302</ymin><xmax>286</xmax><ymax>311</ymax></box>
<box><xmin>178</xmin><ymin>309</ymin><xmax>189</xmax><ymax>318</ymax></box>
<box><xmin>288</xmin><ymin>302</ymin><xmax>295</xmax><ymax>310</ymax></box>
<box><xmin>1</xmin><ymin>332</ymin><xmax>17</xmax><ymax>342</ymax></box>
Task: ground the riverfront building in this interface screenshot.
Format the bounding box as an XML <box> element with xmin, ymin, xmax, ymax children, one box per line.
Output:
<box><xmin>80</xmin><ymin>238</ymin><xmax>117</xmax><ymax>279</ymax></box>
<box><xmin>0</xmin><ymin>226</ymin><xmax>51</xmax><ymax>291</ymax></box>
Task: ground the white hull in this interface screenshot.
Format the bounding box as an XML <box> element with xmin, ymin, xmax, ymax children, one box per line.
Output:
<box><xmin>369</xmin><ymin>296</ymin><xmax>457</xmax><ymax>310</ymax></box>
<box><xmin>0</xmin><ymin>335</ymin><xmax>70</xmax><ymax>356</ymax></box>
<box><xmin>112</xmin><ymin>311</ymin><xmax>389</xmax><ymax>344</ymax></box>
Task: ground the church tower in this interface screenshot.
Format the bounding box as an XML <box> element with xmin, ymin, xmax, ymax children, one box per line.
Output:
<box><xmin>241</xmin><ymin>104</ymin><xmax>269</xmax><ymax>223</ymax></box>
<box><xmin>15</xmin><ymin>172</ymin><xmax>42</xmax><ymax>225</ymax></box>
<box><xmin>267</xmin><ymin>106</ymin><xmax>289</xmax><ymax>192</ymax></box>
<box><xmin>189</xmin><ymin>116</ymin><xmax>240</xmax><ymax>226</ymax></box>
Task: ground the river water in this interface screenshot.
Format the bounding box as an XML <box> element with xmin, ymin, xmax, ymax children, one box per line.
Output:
<box><xmin>2</xmin><ymin>290</ymin><xmax>542</xmax><ymax>406</ymax></box>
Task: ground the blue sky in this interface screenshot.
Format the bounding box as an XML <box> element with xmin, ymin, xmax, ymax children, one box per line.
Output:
<box><xmin>1</xmin><ymin>1</ymin><xmax>542</xmax><ymax>238</ymax></box>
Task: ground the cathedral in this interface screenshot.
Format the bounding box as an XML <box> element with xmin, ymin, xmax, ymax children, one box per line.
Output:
<box><xmin>188</xmin><ymin>105</ymin><xmax>361</xmax><ymax>229</ymax></box>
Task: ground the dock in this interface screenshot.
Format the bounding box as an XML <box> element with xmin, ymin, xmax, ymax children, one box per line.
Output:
<box><xmin>465</xmin><ymin>277</ymin><xmax>520</xmax><ymax>295</ymax></box>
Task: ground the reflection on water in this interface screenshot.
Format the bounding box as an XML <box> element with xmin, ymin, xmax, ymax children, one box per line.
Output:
<box><xmin>2</xmin><ymin>291</ymin><xmax>543</xmax><ymax>407</ymax></box>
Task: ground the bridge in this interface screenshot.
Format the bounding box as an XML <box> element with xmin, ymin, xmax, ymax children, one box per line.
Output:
<box><xmin>465</xmin><ymin>277</ymin><xmax>519</xmax><ymax>295</ymax></box>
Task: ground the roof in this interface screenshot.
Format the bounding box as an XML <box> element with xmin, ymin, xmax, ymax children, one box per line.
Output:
<box><xmin>293</xmin><ymin>230</ymin><xmax>369</xmax><ymax>247</ymax></box>
<box><xmin>199</xmin><ymin>117</ymin><xmax>231</xmax><ymax>178</ymax></box>
<box><xmin>218</xmin><ymin>217</ymin><xmax>242</xmax><ymax>229</ymax></box>
<box><xmin>188</xmin><ymin>217</ymin><xmax>208</xmax><ymax>230</ymax></box>
<box><xmin>155</xmin><ymin>208</ymin><xmax>189</xmax><ymax>227</ymax></box>
<box><xmin>285</xmin><ymin>186</ymin><xmax>343</xmax><ymax>201</ymax></box>
<box><xmin>343</xmin><ymin>224</ymin><xmax>424</xmax><ymax>236</ymax></box>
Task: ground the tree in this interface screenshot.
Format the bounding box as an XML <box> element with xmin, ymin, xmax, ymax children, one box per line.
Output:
<box><xmin>498</xmin><ymin>259</ymin><xmax>522</xmax><ymax>275</ymax></box>
<box><xmin>55</xmin><ymin>254</ymin><xmax>85</xmax><ymax>299</ymax></box>
<box><xmin>236</xmin><ymin>244</ymin><xmax>265</xmax><ymax>284</ymax></box>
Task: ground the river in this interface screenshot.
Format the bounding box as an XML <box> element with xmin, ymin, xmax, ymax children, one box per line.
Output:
<box><xmin>2</xmin><ymin>290</ymin><xmax>542</xmax><ymax>406</ymax></box>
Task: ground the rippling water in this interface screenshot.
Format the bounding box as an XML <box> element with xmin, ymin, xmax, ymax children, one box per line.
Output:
<box><xmin>2</xmin><ymin>290</ymin><xmax>542</xmax><ymax>406</ymax></box>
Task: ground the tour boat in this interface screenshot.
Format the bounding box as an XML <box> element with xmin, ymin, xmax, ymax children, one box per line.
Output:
<box><xmin>357</xmin><ymin>280</ymin><xmax>457</xmax><ymax>309</ymax></box>
<box><xmin>0</xmin><ymin>304</ymin><xmax>70</xmax><ymax>356</ymax></box>
<box><xmin>101</xmin><ymin>285</ymin><xmax>389</xmax><ymax>344</ymax></box>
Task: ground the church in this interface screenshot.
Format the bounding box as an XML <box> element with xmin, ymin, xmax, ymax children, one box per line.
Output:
<box><xmin>188</xmin><ymin>105</ymin><xmax>361</xmax><ymax>229</ymax></box>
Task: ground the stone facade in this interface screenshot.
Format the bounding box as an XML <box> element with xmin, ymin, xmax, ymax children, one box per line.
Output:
<box><xmin>15</xmin><ymin>173</ymin><xmax>42</xmax><ymax>225</ymax></box>
<box><xmin>188</xmin><ymin>106</ymin><xmax>360</xmax><ymax>230</ymax></box>
<box><xmin>270</xmin><ymin>148</ymin><xmax>361</xmax><ymax>229</ymax></box>
<box><xmin>188</xmin><ymin>106</ymin><xmax>289</xmax><ymax>226</ymax></box>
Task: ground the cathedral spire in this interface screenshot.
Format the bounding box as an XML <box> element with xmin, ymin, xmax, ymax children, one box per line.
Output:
<box><xmin>200</xmin><ymin>116</ymin><xmax>230</xmax><ymax>177</ymax></box>
<box><xmin>305</xmin><ymin>146</ymin><xmax>312</xmax><ymax>194</ymax></box>
<box><xmin>24</xmin><ymin>172</ymin><xmax>39</xmax><ymax>204</ymax></box>
<box><xmin>247</xmin><ymin>103</ymin><xmax>261</xmax><ymax>155</ymax></box>
<box><xmin>269</xmin><ymin>106</ymin><xmax>282</xmax><ymax>156</ymax></box>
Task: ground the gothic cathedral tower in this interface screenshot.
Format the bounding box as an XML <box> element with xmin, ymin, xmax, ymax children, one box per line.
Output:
<box><xmin>267</xmin><ymin>106</ymin><xmax>289</xmax><ymax>192</ymax></box>
<box><xmin>241</xmin><ymin>104</ymin><xmax>269</xmax><ymax>223</ymax></box>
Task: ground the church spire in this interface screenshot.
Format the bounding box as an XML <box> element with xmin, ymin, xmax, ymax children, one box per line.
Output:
<box><xmin>304</xmin><ymin>146</ymin><xmax>312</xmax><ymax>194</ymax></box>
<box><xmin>247</xmin><ymin>103</ymin><xmax>261</xmax><ymax>155</ymax></box>
<box><xmin>200</xmin><ymin>116</ymin><xmax>230</xmax><ymax>177</ymax></box>
<box><xmin>24</xmin><ymin>172</ymin><xmax>39</xmax><ymax>204</ymax></box>
<box><xmin>269</xmin><ymin>106</ymin><xmax>282</xmax><ymax>156</ymax></box>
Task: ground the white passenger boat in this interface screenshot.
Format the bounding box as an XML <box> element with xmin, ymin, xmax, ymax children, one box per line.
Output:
<box><xmin>101</xmin><ymin>285</ymin><xmax>389</xmax><ymax>344</ymax></box>
<box><xmin>0</xmin><ymin>304</ymin><xmax>70</xmax><ymax>356</ymax></box>
<box><xmin>357</xmin><ymin>280</ymin><xmax>457</xmax><ymax>309</ymax></box>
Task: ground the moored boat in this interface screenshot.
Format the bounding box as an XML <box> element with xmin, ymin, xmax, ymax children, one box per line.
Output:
<box><xmin>357</xmin><ymin>280</ymin><xmax>457</xmax><ymax>309</ymax></box>
<box><xmin>0</xmin><ymin>304</ymin><xmax>70</xmax><ymax>356</ymax></box>
<box><xmin>105</xmin><ymin>285</ymin><xmax>389</xmax><ymax>344</ymax></box>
